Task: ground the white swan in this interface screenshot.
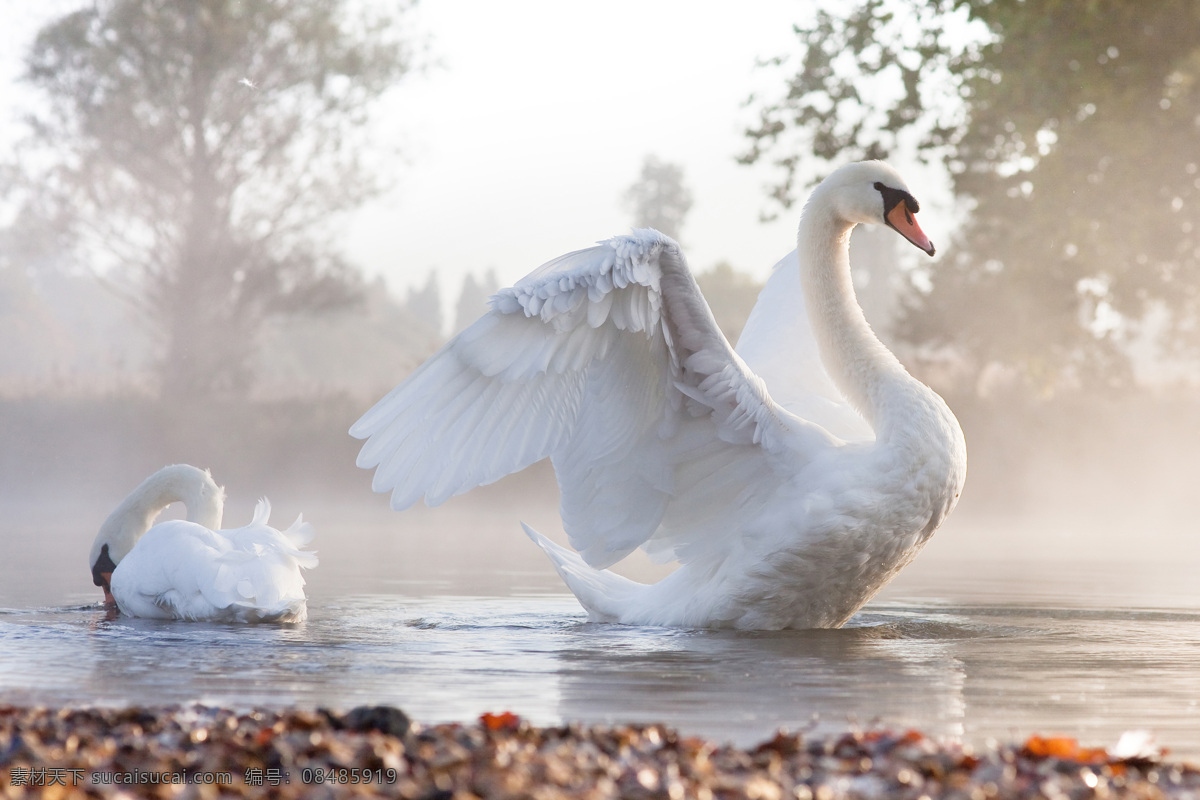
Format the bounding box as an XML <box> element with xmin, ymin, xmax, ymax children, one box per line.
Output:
<box><xmin>88</xmin><ymin>465</ymin><xmax>317</xmax><ymax>622</ymax></box>
<box><xmin>352</xmin><ymin>161</ymin><xmax>966</xmax><ymax>629</ymax></box>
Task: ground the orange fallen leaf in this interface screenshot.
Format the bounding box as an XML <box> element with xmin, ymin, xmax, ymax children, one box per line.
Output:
<box><xmin>1023</xmin><ymin>735</ymin><xmax>1108</xmax><ymax>763</ymax></box>
<box><xmin>480</xmin><ymin>711</ymin><xmax>521</xmax><ymax>732</ymax></box>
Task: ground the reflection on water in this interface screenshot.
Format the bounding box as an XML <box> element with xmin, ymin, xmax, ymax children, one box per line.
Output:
<box><xmin>3</xmin><ymin>492</ymin><xmax>1200</xmax><ymax>756</ymax></box>
<box><xmin>3</xmin><ymin>595</ymin><xmax>1200</xmax><ymax>757</ymax></box>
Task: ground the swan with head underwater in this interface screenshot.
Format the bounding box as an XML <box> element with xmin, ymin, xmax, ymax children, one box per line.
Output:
<box><xmin>88</xmin><ymin>464</ymin><xmax>318</xmax><ymax>622</ymax></box>
<box><xmin>352</xmin><ymin>161</ymin><xmax>967</xmax><ymax>629</ymax></box>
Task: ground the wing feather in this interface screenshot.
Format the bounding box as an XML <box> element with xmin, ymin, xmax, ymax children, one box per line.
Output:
<box><xmin>352</xmin><ymin>229</ymin><xmax>830</xmax><ymax>568</ymax></box>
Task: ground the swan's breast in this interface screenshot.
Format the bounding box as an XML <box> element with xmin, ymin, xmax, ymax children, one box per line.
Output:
<box><xmin>724</xmin><ymin>405</ymin><xmax>963</xmax><ymax>629</ymax></box>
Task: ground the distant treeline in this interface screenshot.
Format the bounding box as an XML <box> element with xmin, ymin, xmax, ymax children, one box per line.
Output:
<box><xmin>2</xmin><ymin>387</ymin><xmax>1197</xmax><ymax>548</ymax></box>
<box><xmin>0</xmin><ymin>394</ymin><xmax>373</xmax><ymax>508</ymax></box>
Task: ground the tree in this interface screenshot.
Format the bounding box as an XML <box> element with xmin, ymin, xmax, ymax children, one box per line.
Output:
<box><xmin>9</xmin><ymin>0</ymin><xmax>417</xmax><ymax>400</ymax></box>
<box><xmin>623</xmin><ymin>155</ymin><xmax>694</xmax><ymax>242</ymax></box>
<box><xmin>405</xmin><ymin>270</ymin><xmax>443</xmax><ymax>338</ymax></box>
<box><xmin>742</xmin><ymin>0</ymin><xmax>1200</xmax><ymax>390</ymax></box>
<box><xmin>255</xmin><ymin>277</ymin><xmax>443</xmax><ymax>400</ymax></box>
<box><xmin>695</xmin><ymin>262</ymin><xmax>762</xmax><ymax>345</ymax></box>
<box><xmin>452</xmin><ymin>268</ymin><xmax>499</xmax><ymax>336</ymax></box>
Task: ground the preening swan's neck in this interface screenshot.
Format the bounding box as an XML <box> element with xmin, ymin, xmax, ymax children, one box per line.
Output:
<box><xmin>797</xmin><ymin>203</ymin><xmax>912</xmax><ymax>435</ymax></box>
<box><xmin>91</xmin><ymin>465</ymin><xmax>225</xmax><ymax>567</ymax></box>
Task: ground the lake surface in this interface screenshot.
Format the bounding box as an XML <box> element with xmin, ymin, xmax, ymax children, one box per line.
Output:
<box><xmin>3</xmin><ymin>491</ymin><xmax>1200</xmax><ymax>758</ymax></box>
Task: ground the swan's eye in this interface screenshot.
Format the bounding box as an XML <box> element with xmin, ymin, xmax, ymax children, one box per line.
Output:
<box><xmin>876</xmin><ymin>183</ymin><xmax>912</xmax><ymax>214</ymax></box>
<box><xmin>875</xmin><ymin>181</ymin><xmax>921</xmax><ymax>222</ymax></box>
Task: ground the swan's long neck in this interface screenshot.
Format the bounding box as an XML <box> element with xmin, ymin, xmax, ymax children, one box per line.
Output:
<box><xmin>91</xmin><ymin>465</ymin><xmax>225</xmax><ymax>567</ymax></box>
<box><xmin>797</xmin><ymin>201</ymin><xmax>912</xmax><ymax>435</ymax></box>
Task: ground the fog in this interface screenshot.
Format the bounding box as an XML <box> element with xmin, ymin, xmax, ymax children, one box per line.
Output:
<box><xmin>3</xmin><ymin>232</ymin><xmax>1199</xmax><ymax>612</ymax></box>
<box><xmin>2</xmin><ymin>0</ymin><xmax>1199</xmax><ymax>616</ymax></box>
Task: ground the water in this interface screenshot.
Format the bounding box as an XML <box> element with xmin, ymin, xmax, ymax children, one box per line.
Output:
<box><xmin>3</xmin><ymin>489</ymin><xmax>1200</xmax><ymax>757</ymax></box>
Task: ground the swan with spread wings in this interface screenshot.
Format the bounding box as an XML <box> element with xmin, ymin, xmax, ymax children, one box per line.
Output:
<box><xmin>352</xmin><ymin>161</ymin><xmax>966</xmax><ymax>629</ymax></box>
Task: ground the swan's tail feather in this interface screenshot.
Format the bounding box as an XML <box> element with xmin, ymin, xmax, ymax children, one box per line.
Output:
<box><xmin>242</xmin><ymin>498</ymin><xmax>318</xmax><ymax>568</ymax></box>
<box><xmin>522</xmin><ymin>523</ymin><xmax>643</xmax><ymax>623</ymax></box>
<box><xmin>280</xmin><ymin>513</ymin><xmax>317</xmax><ymax>553</ymax></box>
<box><xmin>251</xmin><ymin>498</ymin><xmax>272</xmax><ymax>526</ymax></box>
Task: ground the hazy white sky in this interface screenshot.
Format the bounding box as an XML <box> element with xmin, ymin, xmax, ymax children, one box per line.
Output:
<box><xmin>348</xmin><ymin>1</ymin><xmax>815</xmax><ymax>303</ymax></box>
<box><xmin>3</xmin><ymin>1</ymin><xmax>946</xmax><ymax>308</ymax></box>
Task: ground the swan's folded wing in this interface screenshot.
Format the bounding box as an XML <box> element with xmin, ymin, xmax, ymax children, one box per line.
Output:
<box><xmin>110</xmin><ymin>523</ymin><xmax>228</xmax><ymax>620</ymax></box>
<box><xmin>351</xmin><ymin>229</ymin><xmax>831</xmax><ymax>569</ymax></box>
<box><xmin>735</xmin><ymin>250</ymin><xmax>872</xmax><ymax>442</ymax></box>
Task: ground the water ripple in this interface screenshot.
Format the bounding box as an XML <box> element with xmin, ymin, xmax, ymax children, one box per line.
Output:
<box><xmin>1</xmin><ymin>596</ymin><xmax>1198</xmax><ymax>754</ymax></box>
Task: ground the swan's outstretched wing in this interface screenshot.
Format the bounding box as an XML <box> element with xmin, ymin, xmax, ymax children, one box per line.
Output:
<box><xmin>735</xmin><ymin>250</ymin><xmax>872</xmax><ymax>442</ymax></box>
<box><xmin>352</xmin><ymin>230</ymin><xmax>835</xmax><ymax>569</ymax></box>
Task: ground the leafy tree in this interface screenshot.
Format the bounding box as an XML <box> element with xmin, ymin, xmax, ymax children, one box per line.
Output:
<box><xmin>623</xmin><ymin>155</ymin><xmax>694</xmax><ymax>242</ymax></box>
<box><xmin>9</xmin><ymin>0</ymin><xmax>417</xmax><ymax>400</ymax></box>
<box><xmin>742</xmin><ymin>0</ymin><xmax>1200</xmax><ymax>389</ymax></box>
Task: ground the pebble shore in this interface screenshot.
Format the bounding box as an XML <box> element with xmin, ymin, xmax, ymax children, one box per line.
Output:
<box><xmin>1</xmin><ymin>705</ymin><xmax>1195</xmax><ymax>799</ymax></box>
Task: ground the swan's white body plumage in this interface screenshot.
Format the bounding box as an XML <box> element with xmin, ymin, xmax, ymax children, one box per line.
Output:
<box><xmin>91</xmin><ymin>465</ymin><xmax>317</xmax><ymax>623</ymax></box>
<box><xmin>353</xmin><ymin>161</ymin><xmax>966</xmax><ymax>629</ymax></box>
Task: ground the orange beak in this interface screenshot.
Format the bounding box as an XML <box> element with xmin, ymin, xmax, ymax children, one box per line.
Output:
<box><xmin>887</xmin><ymin>202</ymin><xmax>935</xmax><ymax>256</ymax></box>
<box><xmin>100</xmin><ymin>573</ymin><xmax>115</xmax><ymax>606</ymax></box>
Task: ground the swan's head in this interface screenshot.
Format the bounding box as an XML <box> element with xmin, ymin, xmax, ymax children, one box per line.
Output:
<box><xmin>811</xmin><ymin>161</ymin><xmax>936</xmax><ymax>256</ymax></box>
<box><xmin>89</xmin><ymin>464</ymin><xmax>225</xmax><ymax>604</ymax></box>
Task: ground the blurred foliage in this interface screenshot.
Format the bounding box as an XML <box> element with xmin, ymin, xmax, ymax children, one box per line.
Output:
<box><xmin>695</xmin><ymin>261</ymin><xmax>763</xmax><ymax>345</ymax></box>
<box><xmin>452</xmin><ymin>269</ymin><xmax>499</xmax><ymax>336</ymax></box>
<box><xmin>742</xmin><ymin>0</ymin><xmax>1200</xmax><ymax>391</ymax></box>
<box><xmin>0</xmin><ymin>260</ymin><xmax>154</xmax><ymax>391</ymax></box>
<box><xmin>0</xmin><ymin>393</ymin><xmax>374</xmax><ymax>504</ymax></box>
<box><xmin>7</xmin><ymin>0</ymin><xmax>418</xmax><ymax>401</ymax></box>
<box><xmin>623</xmin><ymin>155</ymin><xmax>694</xmax><ymax>243</ymax></box>
<box><xmin>0</xmin><ymin>266</ymin><xmax>440</xmax><ymax>403</ymax></box>
<box><xmin>256</xmin><ymin>276</ymin><xmax>443</xmax><ymax>401</ymax></box>
<box><xmin>405</xmin><ymin>270</ymin><xmax>443</xmax><ymax>338</ymax></box>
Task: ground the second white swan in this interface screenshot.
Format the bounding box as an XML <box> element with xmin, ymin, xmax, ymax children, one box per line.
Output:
<box><xmin>352</xmin><ymin>161</ymin><xmax>966</xmax><ymax>629</ymax></box>
<box><xmin>89</xmin><ymin>464</ymin><xmax>317</xmax><ymax>623</ymax></box>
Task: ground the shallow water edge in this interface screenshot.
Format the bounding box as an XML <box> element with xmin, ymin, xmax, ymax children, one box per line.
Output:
<box><xmin>3</xmin><ymin>594</ymin><xmax>1199</xmax><ymax>759</ymax></box>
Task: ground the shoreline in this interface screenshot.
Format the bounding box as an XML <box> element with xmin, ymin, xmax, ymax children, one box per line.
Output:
<box><xmin>2</xmin><ymin>705</ymin><xmax>1197</xmax><ymax>799</ymax></box>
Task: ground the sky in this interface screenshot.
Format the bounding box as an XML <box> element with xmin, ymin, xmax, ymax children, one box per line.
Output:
<box><xmin>0</xmin><ymin>1</ymin><xmax>953</xmax><ymax>313</ymax></box>
<box><xmin>345</xmin><ymin>1</ymin><xmax>818</xmax><ymax>305</ymax></box>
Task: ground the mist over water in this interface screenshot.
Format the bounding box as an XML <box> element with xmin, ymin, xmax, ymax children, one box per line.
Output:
<box><xmin>4</xmin><ymin>419</ymin><xmax>1200</xmax><ymax>756</ymax></box>
<box><xmin>4</xmin><ymin>230</ymin><xmax>1199</xmax><ymax>756</ymax></box>
<box><xmin>3</xmin><ymin>0</ymin><xmax>1200</xmax><ymax>777</ymax></box>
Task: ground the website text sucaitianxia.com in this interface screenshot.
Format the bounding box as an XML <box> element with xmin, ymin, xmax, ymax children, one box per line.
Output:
<box><xmin>8</xmin><ymin>768</ymin><xmax>231</xmax><ymax>787</ymax></box>
<box><xmin>6</xmin><ymin>766</ymin><xmax>400</xmax><ymax>788</ymax></box>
